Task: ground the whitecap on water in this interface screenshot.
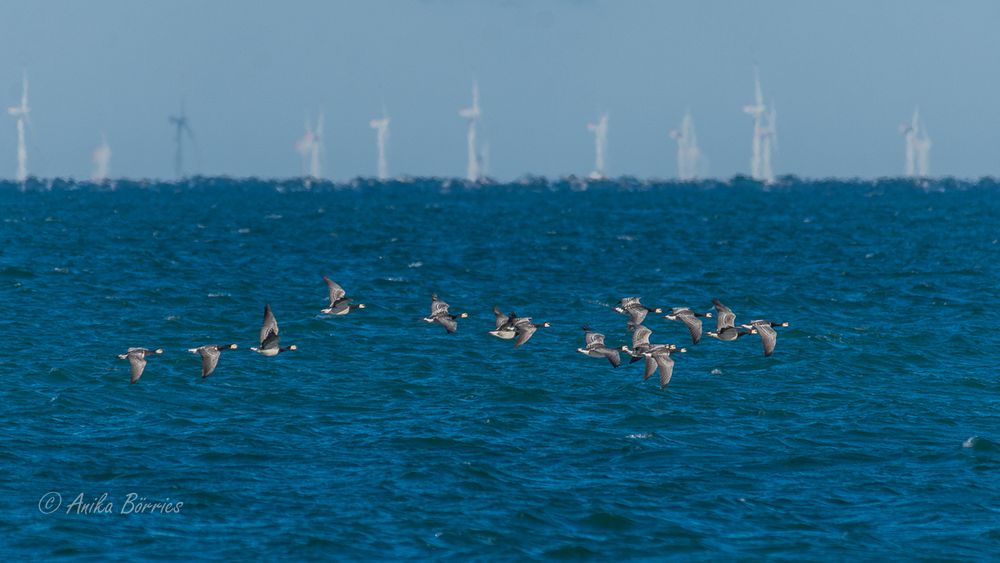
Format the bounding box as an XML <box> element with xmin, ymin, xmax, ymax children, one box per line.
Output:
<box><xmin>626</xmin><ymin>433</ymin><xmax>654</xmax><ymax>439</ymax></box>
<box><xmin>237</xmin><ymin>228</ymin><xmax>251</xmax><ymax>234</ymax></box>
<box><xmin>616</xmin><ymin>235</ymin><xmax>636</xmax><ymax>241</ymax></box>
<box><xmin>207</xmin><ymin>292</ymin><xmax>230</xmax><ymax>298</ymax></box>
<box><xmin>265</xmin><ymin>214</ymin><xmax>282</xmax><ymax>220</ymax></box>
<box><xmin>408</xmin><ymin>262</ymin><xmax>423</xmax><ymax>268</ymax></box>
<box><xmin>963</xmin><ymin>436</ymin><xmax>980</xmax><ymax>448</ymax></box>
<box><xmin>710</xmin><ymin>368</ymin><xmax>723</xmax><ymax>375</ymax></box>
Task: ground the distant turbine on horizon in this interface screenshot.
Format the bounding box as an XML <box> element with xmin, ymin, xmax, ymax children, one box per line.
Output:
<box><xmin>296</xmin><ymin>111</ymin><xmax>324</xmax><ymax>180</ymax></box>
<box><xmin>669</xmin><ymin>110</ymin><xmax>702</xmax><ymax>180</ymax></box>
<box><xmin>458</xmin><ymin>81</ymin><xmax>481</xmax><ymax>182</ymax></box>
<box><xmin>743</xmin><ymin>66</ymin><xmax>775</xmax><ymax>184</ymax></box>
<box><xmin>369</xmin><ymin>110</ymin><xmax>390</xmax><ymax>181</ymax></box>
<box><xmin>7</xmin><ymin>72</ymin><xmax>30</xmax><ymax>185</ymax></box>
<box><xmin>901</xmin><ymin>108</ymin><xmax>931</xmax><ymax>178</ymax></box>
<box><xmin>168</xmin><ymin>102</ymin><xmax>194</xmax><ymax>179</ymax></box>
<box><xmin>587</xmin><ymin>113</ymin><xmax>608</xmax><ymax>179</ymax></box>
<box><xmin>92</xmin><ymin>133</ymin><xmax>111</xmax><ymax>182</ymax></box>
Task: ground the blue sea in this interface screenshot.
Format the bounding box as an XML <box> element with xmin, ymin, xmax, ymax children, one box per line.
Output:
<box><xmin>2</xmin><ymin>177</ymin><xmax>998</xmax><ymax>560</ymax></box>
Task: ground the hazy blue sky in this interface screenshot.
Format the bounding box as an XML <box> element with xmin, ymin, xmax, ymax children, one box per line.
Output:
<box><xmin>1</xmin><ymin>0</ymin><xmax>999</xmax><ymax>180</ymax></box>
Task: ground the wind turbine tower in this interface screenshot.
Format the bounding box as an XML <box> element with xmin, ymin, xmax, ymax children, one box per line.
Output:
<box><xmin>92</xmin><ymin>134</ymin><xmax>111</xmax><ymax>182</ymax></box>
<box><xmin>916</xmin><ymin>121</ymin><xmax>931</xmax><ymax>177</ymax></box>
<box><xmin>587</xmin><ymin>113</ymin><xmax>608</xmax><ymax>180</ymax></box>
<box><xmin>7</xmin><ymin>72</ymin><xmax>29</xmax><ymax>184</ymax></box>
<box><xmin>168</xmin><ymin>102</ymin><xmax>194</xmax><ymax>178</ymax></box>
<box><xmin>458</xmin><ymin>81</ymin><xmax>481</xmax><ymax>182</ymax></box>
<box><xmin>670</xmin><ymin>110</ymin><xmax>701</xmax><ymax>180</ymax></box>
<box><xmin>761</xmin><ymin>106</ymin><xmax>777</xmax><ymax>184</ymax></box>
<box><xmin>369</xmin><ymin>110</ymin><xmax>390</xmax><ymax>181</ymax></box>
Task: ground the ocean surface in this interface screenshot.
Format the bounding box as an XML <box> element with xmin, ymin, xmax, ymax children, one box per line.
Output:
<box><xmin>1</xmin><ymin>177</ymin><xmax>998</xmax><ymax>560</ymax></box>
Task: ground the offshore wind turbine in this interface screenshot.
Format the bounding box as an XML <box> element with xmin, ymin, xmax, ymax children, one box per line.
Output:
<box><xmin>743</xmin><ymin>66</ymin><xmax>775</xmax><ymax>183</ymax></box>
<box><xmin>369</xmin><ymin>109</ymin><xmax>390</xmax><ymax>180</ymax></box>
<box><xmin>295</xmin><ymin>111</ymin><xmax>324</xmax><ymax>179</ymax></box>
<box><xmin>168</xmin><ymin>102</ymin><xmax>194</xmax><ymax>178</ymax></box>
<box><xmin>92</xmin><ymin>134</ymin><xmax>111</xmax><ymax>182</ymax></box>
<box><xmin>669</xmin><ymin>110</ymin><xmax>702</xmax><ymax>180</ymax></box>
<box><xmin>901</xmin><ymin>108</ymin><xmax>930</xmax><ymax>178</ymax></box>
<box><xmin>458</xmin><ymin>81</ymin><xmax>481</xmax><ymax>182</ymax></box>
<box><xmin>7</xmin><ymin>72</ymin><xmax>29</xmax><ymax>184</ymax></box>
<box><xmin>587</xmin><ymin>113</ymin><xmax>608</xmax><ymax>179</ymax></box>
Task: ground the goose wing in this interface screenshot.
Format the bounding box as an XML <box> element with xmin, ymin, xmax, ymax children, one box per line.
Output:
<box><xmin>642</xmin><ymin>356</ymin><xmax>658</xmax><ymax>381</ymax></box>
<box><xmin>323</xmin><ymin>276</ymin><xmax>346</xmax><ymax>305</ymax></box>
<box><xmin>713</xmin><ymin>299</ymin><xmax>736</xmax><ymax>330</ymax></box>
<box><xmin>128</xmin><ymin>351</ymin><xmax>147</xmax><ymax>384</ymax></box>
<box><xmin>492</xmin><ymin>306</ymin><xmax>507</xmax><ymax>329</ymax></box>
<box><xmin>678</xmin><ymin>312</ymin><xmax>703</xmax><ymax>344</ymax></box>
<box><xmin>619</xmin><ymin>297</ymin><xmax>641</xmax><ymax>308</ymax></box>
<box><xmin>514</xmin><ymin>322</ymin><xmax>537</xmax><ymax>348</ymax></box>
<box><xmin>200</xmin><ymin>346</ymin><xmax>222</xmax><ymax>378</ymax></box>
<box><xmin>431</xmin><ymin>295</ymin><xmax>450</xmax><ymax>317</ymax></box>
<box><xmin>632</xmin><ymin>325</ymin><xmax>652</xmax><ymax>349</ymax></box>
<box><xmin>260</xmin><ymin>304</ymin><xmax>280</xmax><ymax>349</ymax></box>
<box><xmin>626</xmin><ymin>308</ymin><xmax>648</xmax><ymax>329</ymax></box>
<box><xmin>437</xmin><ymin>315</ymin><xmax>458</xmax><ymax>333</ymax></box>
<box><xmin>654</xmin><ymin>353</ymin><xmax>675</xmax><ymax>388</ymax></box>
<box><xmin>752</xmin><ymin>320</ymin><xmax>777</xmax><ymax>357</ymax></box>
<box><xmin>599</xmin><ymin>347</ymin><xmax>622</xmax><ymax>368</ymax></box>
<box><xmin>584</xmin><ymin>329</ymin><xmax>606</xmax><ymax>347</ymax></box>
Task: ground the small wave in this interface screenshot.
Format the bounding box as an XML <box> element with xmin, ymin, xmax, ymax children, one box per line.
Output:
<box><xmin>626</xmin><ymin>433</ymin><xmax>654</xmax><ymax>439</ymax></box>
<box><xmin>408</xmin><ymin>261</ymin><xmax>423</xmax><ymax>268</ymax></box>
<box><xmin>237</xmin><ymin>228</ymin><xmax>250</xmax><ymax>234</ymax></box>
<box><xmin>207</xmin><ymin>292</ymin><xmax>230</xmax><ymax>298</ymax></box>
<box><xmin>710</xmin><ymin>368</ymin><xmax>722</xmax><ymax>375</ymax></box>
<box><xmin>265</xmin><ymin>214</ymin><xmax>282</xmax><ymax>220</ymax></box>
<box><xmin>616</xmin><ymin>235</ymin><xmax>636</xmax><ymax>241</ymax></box>
<box><xmin>963</xmin><ymin>436</ymin><xmax>997</xmax><ymax>451</ymax></box>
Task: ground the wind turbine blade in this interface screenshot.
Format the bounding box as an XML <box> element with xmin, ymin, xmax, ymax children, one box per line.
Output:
<box><xmin>21</xmin><ymin>74</ymin><xmax>29</xmax><ymax>111</ymax></box>
<box><xmin>754</xmin><ymin>66</ymin><xmax>763</xmax><ymax>107</ymax></box>
<box><xmin>770</xmin><ymin>106</ymin><xmax>778</xmax><ymax>153</ymax></box>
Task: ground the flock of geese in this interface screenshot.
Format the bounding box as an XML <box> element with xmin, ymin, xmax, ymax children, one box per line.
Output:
<box><xmin>119</xmin><ymin>278</ymin><xmax>789</xmax><ymax>388</ymax></box>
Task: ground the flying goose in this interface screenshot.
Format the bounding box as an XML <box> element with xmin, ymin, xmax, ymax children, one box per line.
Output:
<box><xmin>664</xmin><ymin>307</ymin><xmax>712</xmax><ymax>344</ymax></box>
<box><xmin>251</xmin><ymin>304</ymin><xmax>297</xmax><ymax>356</ymax></box>
<box><xmin>577</xmin><ymin>326</ymin><xmax>628</xmax><ymax>367</ymax></box>
<box><xmin>642</xmin><ymin>344</ymin><xmax>687</xmax><ymax>388</ymax></box>
<box><xmin>741</xmin><ymin>319</ymin><xmax>790</xmax><ymax>357</ymax></box>
<box><xmin>512</xmin><ymin>316</ymin><xmax>551</xmax><ymax>348</ymax></box>
<box><xmin>423</xmin><ymin>294</ymin><xmax>468</xmax><ymax>333</ymax></box>
<box><xmin>704</xmin><ymin>299</ymin><xmax>751</xmax><ymax>341</ymax></box>
<box><xmin>614</xmin><ymin>297</ymin><xmax>663</xmax><ymax>330</ymax></box>
<box><xmin>188</xmin><ymin>343</ymin><xmax>238</xmax><ymax>378</ymax></box>
<box><xmin>118</xmin><ymin>347</ymin><xmax>163</xmax><ymax>384</ymax></box>
<box><xmin>321</xmin><ymin>276</ymin><xmax>366</xmax><ymax>315</ymax></box>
